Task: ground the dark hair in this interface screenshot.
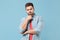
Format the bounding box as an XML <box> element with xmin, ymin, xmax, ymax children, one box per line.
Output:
<box><xmin>25</xmin><ymin>2</ymin><xmax>34</xmax><ymax>8</ymax></box>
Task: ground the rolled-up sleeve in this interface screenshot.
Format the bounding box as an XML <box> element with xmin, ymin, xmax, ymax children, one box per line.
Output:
<box><xmin>19</xmin><ymin>18</ymin><xmax>25</xmax><ymax>34</ymax></box>
<box><xmin>34</xmin><ymin>16</ymin><xmax>44</xmax><ymax>34</ymax></box>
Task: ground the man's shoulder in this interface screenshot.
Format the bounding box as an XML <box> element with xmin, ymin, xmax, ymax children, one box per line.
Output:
<box><xmin>35</xmin><ymin>15</ymin><xmax>42</xmax><ymax>19</ymax></box>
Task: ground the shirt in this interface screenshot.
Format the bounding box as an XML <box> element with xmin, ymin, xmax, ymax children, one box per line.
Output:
<box><xmin>19</xmin><ymin>15</ymin><xmax>43</xmax><ymax>40</ymax></box>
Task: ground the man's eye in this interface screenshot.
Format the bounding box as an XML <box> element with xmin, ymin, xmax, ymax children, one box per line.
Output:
<box><xmin>27</xmin><ymin>9</ymin><xmax>29</xmax><ymax>11</ymax></box>
<box><xmin>30</xmin><ymin>8</ymin><xmax>32</xmax><ymax>10</ymax></box>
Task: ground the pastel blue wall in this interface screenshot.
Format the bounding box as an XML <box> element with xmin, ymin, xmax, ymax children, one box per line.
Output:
<box><xmin>0</xmin><ymin>0</ymin><xmax>60</xmax><ymax>40</ymax></box>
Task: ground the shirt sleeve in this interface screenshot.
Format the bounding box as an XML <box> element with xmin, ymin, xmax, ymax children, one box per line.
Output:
<box><xmin>19</xmin><ymin>18</ymin><xmax>25</xmax><ymax>34</ymax></box>
<box><xmin>34</xmin><ymin>16</ymin><xmax>44</xmax><ymax>34</ymax></box>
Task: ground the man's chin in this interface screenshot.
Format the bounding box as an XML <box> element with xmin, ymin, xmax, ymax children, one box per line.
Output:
<box><xmin>28</xmin><ymin>14</ymin><xmax>32</xmax><ymax>15</ymax></box>
<box><xmin>28</xmin><ymin>13</ymin><xmax>33</xmax><ymax>15</ymax></box>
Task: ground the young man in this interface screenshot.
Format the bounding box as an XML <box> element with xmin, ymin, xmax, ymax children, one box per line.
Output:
<box><xmin>19</xmin><ymin>2</ymin><xmax>43</xmax><ymax>40</ymax></box>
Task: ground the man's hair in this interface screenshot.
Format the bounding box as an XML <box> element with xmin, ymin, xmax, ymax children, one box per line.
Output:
<box><xmin>25</xmin><ymin>2</ymin><xmax>34</xmax><ymax>8</ymax></box>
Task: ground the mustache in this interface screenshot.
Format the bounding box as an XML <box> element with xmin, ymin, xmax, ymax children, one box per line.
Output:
<box><xmin>29</xmin><ymin>12</ymin><xmax>32</xmax><ymax>13</ymax></box>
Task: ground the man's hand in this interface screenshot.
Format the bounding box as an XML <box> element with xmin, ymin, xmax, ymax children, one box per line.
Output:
<box><xmin>26</xmin><ymin>15</ymin><xmax>33</xmax><ymax>21</ymax></box>
<box><xmin>21</xmin><ymin>15</ymin><xmax>32</xmax><ymax>30</ymax></box>
<box><xmin>23</xmin><ymin>29</ymin><xmax>36</xmax><ymax>35</ymax></box>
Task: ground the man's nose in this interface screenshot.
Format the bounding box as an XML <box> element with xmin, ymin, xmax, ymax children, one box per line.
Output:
<box><xmin>29</xmin><ymin>10</ymin><xmax>31</xmax><ymax>12</ymax></box>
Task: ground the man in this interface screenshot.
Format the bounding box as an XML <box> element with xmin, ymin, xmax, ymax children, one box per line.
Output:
<box><xmin>19</xmin><ymin>2</ymin><xmax>43</xmax><ymax>40</ymax></box>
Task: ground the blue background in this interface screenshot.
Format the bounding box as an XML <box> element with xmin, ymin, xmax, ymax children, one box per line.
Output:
<box><xmin>0</xmin><ymin>0</ymin><xmax>60</xmax><ymax>40</ymax></box>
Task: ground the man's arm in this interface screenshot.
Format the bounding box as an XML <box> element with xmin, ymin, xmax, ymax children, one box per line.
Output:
<box><xmin>23</xmin><ymin>29</ymin><xmax>37</xmax><ymax>35</ymax></box>
<box><xmin>21</xmin><ymin>19</ymin><xmax>29</xmax><ymax>30</ymax></box>
<box><xmin>20</xmin><ymin>15</ymin><xmax>33</xmax><ymax>34</ymax></box>
<box><xmin>21</xmin><ymin>19</ymin><xmax>29</xmax><ymax>34</ymax></box>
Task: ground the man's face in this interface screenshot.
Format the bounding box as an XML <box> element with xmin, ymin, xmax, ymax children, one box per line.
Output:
<box><xmin>25</xmin><ymin>6</ymin><xmax>34</xmax><ymax>15</ymax></box>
